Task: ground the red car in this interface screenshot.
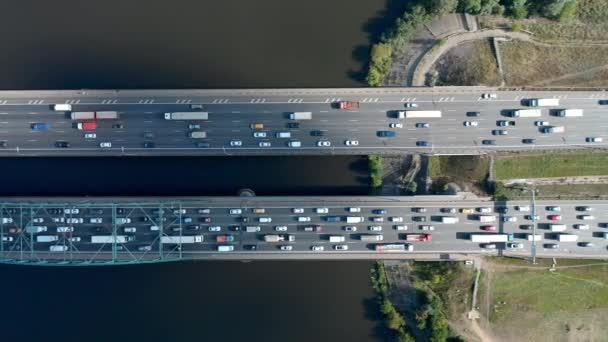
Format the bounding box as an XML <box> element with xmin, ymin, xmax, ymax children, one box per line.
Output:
<box><xmin>548</xmin><ymin>215</ymin><xmax>562</xmax><ymax>221</ymax></box>
<box><xmin>481</xmin><ymin>225</ymin><xmax>496</xmax><ymax>231</ymax></box>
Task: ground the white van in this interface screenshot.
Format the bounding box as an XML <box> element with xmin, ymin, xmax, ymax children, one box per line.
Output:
<box><xmin>288</xmin><ymin>141</ymin><xmax>301</xmax><ymax>148</ymax></box>
<box><xmin>189</xmin><ymin>131</ymin><xmax>207</xmax><ymax>139</ymax></box>
<box><xmin>549</xmin><ymin>224</ymin><xmax>567</xmax><ymax>232</ymax></box>
<box><xmin>245</xmin><ymin>226</ymin><xmax>261</xmax><ymax>232</ymax></box>
<box><xmin>217</xmin><ymin>245</ymin><xmax>234</xmax><ymax>252</ymax></box>
<box><xmin>53</xmin><ymin>104</ymin><xmax>72</xmax><ymax>111</ymax></box>
<box><xmin>276</xmin><ymin>132</ymin><xmax>291</xmax><ymax>138</ymax></box>
<box><xmin>49</xmin><ymin>245</ymin><xmax>69</xmax><ymax>252</ymax></box>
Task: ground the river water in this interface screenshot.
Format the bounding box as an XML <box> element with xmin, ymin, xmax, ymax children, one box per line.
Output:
<box><xmin>0</xmin><ymin>0</ymin><xmax>410</xmax><ymax>341</ymax></box>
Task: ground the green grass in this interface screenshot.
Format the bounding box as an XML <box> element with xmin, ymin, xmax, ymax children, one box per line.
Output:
<box><xmin>494</xmin><ymin>182</ymin><xmax>608</xmax><ymax>200</ymax></box>
<box><xmin>490</xmin><ymin>264</ymin><xmax>608</xmax><ymax>322</ymax></box>
<box><xmin>495</xmin><ymin>152</ymin><xmax>608</xmax><ymax>179</ymax></box>
<box><xmin>369</xmin><ymin>155</ymin><xmax>384</xmax><ymax>188</ymax></box>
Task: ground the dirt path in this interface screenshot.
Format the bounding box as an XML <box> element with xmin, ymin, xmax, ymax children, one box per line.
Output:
<box><xmin>503</xmin><ymin>175</ymin><xmax>608</xmax><ymax>186</ymax></box>
<box><xmin>471</xmin><ymin>319</ymin><xmax>496</xmax><ymax>342</ymax></box>
<box><xmin>530</xmin><ymin>63</ymin><xmax>608</xmax><ymax>86</ymax></box>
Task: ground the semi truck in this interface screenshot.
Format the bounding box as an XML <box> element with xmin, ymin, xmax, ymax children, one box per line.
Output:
<box><xmin>440</xmin><ymin>216</ymin><xmax>459</xmax><ymax>224</ymax></box>
<box><xmin>160</xmin><ymin>235</ymin><xmax>203</xmax><ymax>244</ymax></box>
<box><xmin>164</xmin><ymin>112</ymin><xmax>209</xmax><ymax>120</ymax></box>
<box><xmin>77</xmin><ymin>122</ymin><xmax>97</xmax><ymax>130</ymax></box>
<box><xmin>25</xmin><ymin>226</ymin><xmax>47</xmax><ymax>233</ymax></box>
<box><xmin>288</xmin><ymin>112</ymin><xmax>312</xmax><ymax>120</ymax></box>
<box><xmin>346</xmin><ymin>216</ymin><xmax>364</xmax><ymax>223</ymax></box>
<box><xmin>92</xmin><ymin>235</ymin><xmax>136</xmax><ymax>244</ymax></box>
<box><xmin>397</xmin><ymin>111</ymin><xmax>442</xmax><ymax>119</ymax></box>
<box><xmin>359</xmin><ymin>234</ymin><xmax>383</xmax><ymax>242</ymax></box>
<box><xmin>264</xmin><ymin>234</ymin><xmax>295</xmax><ymax>242</ymax></box>
<box><xmin>216</xmin><ymin>235</ymin><xmax>235</xmax><ymax>242</ymax></box>
<box><xmin>337</xmin><ymin>101</ymin><xmax>359</xmax><ymax>110</ymax></box>
<box><xmin>556</xmin><ymin>233</ymin><xmax>578</xmax><ymax>242</ymax></box>
<box><xmin>478</xmin><ymin>215</ymin><xmax>496</xmax><ymax>223</ymax></box>
<box><xmin>70</xmin><ymin>111</ymin><xmax>119</xmax><ymax>120</ymax></box>
<box><xmin>36</xmin><ymin>235</ymin><xmax>59</xmax><ymax>242</ymax></box>
<box><xmin>528</xmin><ymin>98</ymin><xmax>560</xmax><ymax>107</ymax></box>
<box><xmin>469</xmin><ymin>233</ymin><xmax>513</xmax><ymax>243</ymax></box>
<box><xmin>374</xmin><ymin>243</ymin><xmax>414</xmax><ymax>252</ymax></box>
<box><xmin>541</xmin><ymin>126</ymin><xmax>565</xmax><ymax>133</ymax></box>
<box><xmin>404</xmin><ymin>234</ymin><xmax>432</xmax><ymax>241</ymax></box>
<box><xmin>329</xmin><ymin>235</ymin><xmax>345</xmax><ymax>242</ymax></box>
<box><xmin>509</xmin><ymin>109</ymin><xmax>542</xmax><ymax>118</ymax></box>
<box><xmin>555</xmin><ymin>109</ymin><xmax>583</xmax><ymax>117</ymax></box>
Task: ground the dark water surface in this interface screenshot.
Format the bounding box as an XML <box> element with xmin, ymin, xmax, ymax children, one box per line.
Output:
<box><xmin>0</xmin><ymin>0</ymin><xmax>410</xmax><ymax>340</ymax></box>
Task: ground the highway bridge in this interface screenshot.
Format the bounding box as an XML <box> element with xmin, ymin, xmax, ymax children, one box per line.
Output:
<box><xmin>1</xmin><ymin>196</ymin><xmax>607</xmax><ymax>265</ymax></box>
<box><xmin>0</xmin><ymin>87</ymin><xmax>606</xmax><ymax>156</ymax></box>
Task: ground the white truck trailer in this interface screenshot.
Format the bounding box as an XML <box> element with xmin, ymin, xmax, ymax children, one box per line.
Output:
<box><xmin>529</xmin><ymin>98</ymin><xmax>560</xmax><ymax>107</ymax></box>
<box><xmin>440</xmin><ymin>216</ymin><xmax>459</xmax><ymax>224</ymax></box>
<box><xmin>555</xmin><ymin>109</ymin><xmax>583</xmax><ymax>117</ymax></box>
<box><xmin>92</xmin><ymin>235</ymin><xmax>136</xmax><ymax>244</ymax></box>
<box><xmin>556</xmin><ymin>234</ymin><xmax>579</xmax><ymax>242</ymax></box>
<box><xmin>164</xmin><ymin>112</ymin><xmax>209</xmax><ymax>120</ymax></box>
<box><xmin>160</xmin><ymin>235</ymin><xmax>203</xmax><ymax>244</ymax></box>
<box><xmin>509</xmin><ymin>109</ymin><xmax>542</xmax><ymax>118</ymax></box>
<box><xmin>288</xmin><ymin>112</ymin><xmax>312</xmax><ymax>120</ymax></box>
<box><xmin>397</xmin><ymin>111</ymin><xmax>442</xmax><ymax>119</ymax></box>
<box><xmin>470</xmin><ymin>234</ymin><xmax>513</xmax><ymax>243</ymax></box>
<box><xmin>360</xmin><ymin>234</ymin><xmax>383</xmax><ymax>242</ymax></box>
<box><xmin>478</xmin><ymin>215</ymin><xmax>496</xmax><ymax>223</ymax></box>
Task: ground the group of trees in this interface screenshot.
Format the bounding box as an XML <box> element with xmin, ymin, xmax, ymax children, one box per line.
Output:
<box><xmin>421</xmin><ymin>0</ymin><xmax>578</xmax><ymax>20</ymax></box>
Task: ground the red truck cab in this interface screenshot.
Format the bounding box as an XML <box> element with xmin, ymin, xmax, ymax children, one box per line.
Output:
<box><xmin>77</xmin><ymin>122</ymin><xmax>97</xmax><ymax>130</ymax></box>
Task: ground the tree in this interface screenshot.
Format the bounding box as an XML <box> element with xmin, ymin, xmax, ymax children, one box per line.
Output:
<box><xmin>406</xmin><ymin>181</ymin><xmax>418</xmax><ymax>194</ymax></box>
<box><xmin>558</xmin><ymin>0</ymin><xmax>577</xmax><ymax>21</ymax></box>
<box><xmin>425</xmin><ymin>0</ymin><xmax>459</xmax><ymax>15</ymax></box>
<box><xmin>541</xmin><ymin>0</ymin><xmax>568</xmax><ymax>18</ymax></box>
<box><xmin>459</xmin><ymin>0</ymin><xmax>482</xmax><ymax>14</ymax></box>
<box><xmin>508</xmin><ymin>0</ymin><xmax>528</xmax><ymax>19</ymax></box>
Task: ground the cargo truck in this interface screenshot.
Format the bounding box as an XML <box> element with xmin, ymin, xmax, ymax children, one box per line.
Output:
<box><xmin>397</xmin><ymin>111</ymin><xmax>442</xmax><ymax>119</ymax></box>
<box><xmin>440</xmin><ymin>216</ymin><xmax>459</xmax><ymax>224</ymax></box>
<box><xmin>404</xmin><ymin>234</ymin><xmax>432</xmax><ymax>241</ymax></box>
<box><xmin>528</xmin><ymin>98</ymin><xmax>560</xmax><ymax>107</ymax></box>
<box><xmin>346</xmin><ymin>216</ymin><xmax>364</xmax><ymax>223</ymax></box>
<box><xmin>216</xmin><ymin>235</ymin><xmax>235</xmax><ymax>242</ymax></box>
<box><xmin>164</xmin><ymin>112</ymin><xmax>209</xmax><ymax>120</ymax></box>
<box><xmin>360</xmin><ymin>234</ymin><xmax>383</xmax><ymax>242</ymax></box>
<box><xmin>555</xmin><ymin>109</ymin><xmax>583</xmax><ymax>117</ymax></box>
<box><xmin>328</xmin><ymin>235</ymin><xmax>345</xmax><ymax>242</ymax></box>
<box><xmin>289</xmin><ymin>112</ymin><xmax>312</xmax><ymax>120</ymax></box>
<box><xmin>160</xmin><ymin>235</ymin><xmax>203</xmax><ymax>244</ymax></box>
<box><xmin>469</xmin><ymin>233</ymin><xmax>513</xmax><ymax>243</ymax></box>
<box><xmin>36</xmin><ymin>235</ymin><xmax>59</xmax><ymax>242</ymax></box>
<box><xmin>95</xmin><ymin>111</ymin><xmax>119</xmax><ymax>119</ymax></box>
<box><xmin>541</xmin><ymin>126</ymin><xmax>565</xmax><ymax>133</ymax></box>
<box><xmin>264</xmin><ymin>234</ymin><xmax>295</xmax><ymax>242</ymax></box>
<box><xmin>526</xmin><ymin>234</ymin><xmax>543</xmax><ymax>241</ymax></box>
<box><xmin>70</xmin><ymin>112</ymin><xmax>96</xmax><ymax>120</ymax></box>
<box><xmin>556</xmin><ymin>234</ymin><xmax>578</xmax><ymax>242</ymax></box>
<box><xmin>509</xmin><ymin>109</ymin><xmax>542</xmax><ymax>118</ymax></box>
<box><xmin>92</xmin><ymin>235</ymin><xmax>136</xmax><ymax>244</ymax></box>
<box><xmin>53</xmin><ymin>104</ymin><xmax>72</xmax><ymax>111</ymax></box>
<box><xmin>77</xmin><ymin>122</ymin><xmax>97</xmax><ymax>130</ymax></box>
<box><xmin>549</xmin><ymin>224</ymin><xmax>567</xmax><ymax>232</ymax></box>
<box><xmin>337</xmin><ymin>101</ymin><xmax>359</xmax><ymax>110</ymax></box>
<box><xmin>374</xmin><ymin>243</ymin><xmax>414</xmax><ymax>252</ymax></box>
<box><xmin>478</xmin><ymin>215</ymin><xmax>496</xmax><ymax>223</ymax></box>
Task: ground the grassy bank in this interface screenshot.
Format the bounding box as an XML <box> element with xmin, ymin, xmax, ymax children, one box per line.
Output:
<box><xmin>481</xmin><ymin>257</ymin><xmax>608</xmax><ymax>341</ymax></box>
<box><xmin>495</xmin><ymin>182</ymin><xmax>608</xmax><ymax>200</ymax></box>
<box><xmin>369</xmin><ymin>155</ymin><xmax>383</xmax><ymax>188</ymax></box>
<box><xmin>495</xmin><ymin>152</ymin><xmax>608</xmax><ymax>180</ymax></box>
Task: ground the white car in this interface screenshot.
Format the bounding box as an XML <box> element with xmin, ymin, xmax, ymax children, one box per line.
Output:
<box><xmin>317</xmin><ymin>140</ymin><xmax>331</xmax><ymax>147</ymax></box>
<box><xmin>84</xmin><ymin>133</ymin><xmax>97</xmax><ymax>139</ymax></box>
<box><xmin>288</xmin><ymin>140</ymin><xmax>302</xmax><ymax>148</ymax></box>
<box><xmin>316</xmin><ymin>208</ymin><xmax>329</xmax><ymax>214</ymax></box>
<box><xmin>188</xmin><ymin>124</ymin><xmax>201</xmax><ymax>129</ymax></box>
<box><xmin>229</xmin><ymin>209</ymin><xmax>242</xmax><ymax>215</ymax></box>
<box><xmin>124</xmin><ymin>227</ymin><xmax>136</xmax><ymax>233</ymax></box>
<box><xmin>292</xmin><ymin>208</ymin><xmax>304</xmax><ymax>214</ymax></box>
<box><xmin>420</xmin><ymin>225</ymin><xmax>435</xmax><ymax>231</ymax></box>
<box><xmin>389</xmin><ymin>123</ymin><xmax>403</xmax><ymax>128</ymax></box>
<box><xmin>508</xmin><ymin>243</ymin><xmax>524</xmax><ymax>249</ymax></box>
<box><xmin>68</xmin><ymin>237</ymin><xmax>81</xmax><ymax>242</ymax></box>
<box><xmin>208</xmin><ymin>226</ymin><xmax>221</xmax><ymax>232</ymax></box>
<box><xmin>275</xmin><ymin>226</ymin><xmax>288</xmax><ymax>231</ymax></box>
<box><xmin>66</xmin><ymin>218</ymin><xmax>84</xmax><ymax>224</ymax></box>
<box><xmin>32</xmin><ymin>217</ymin><xmax>44</xmax><ymax>223</ymax></box>
<box><xmin>503</xmin><ymin>216</ymin><xmax>517</xmax><ymax>222</ymax></box>
<box><xmin>389</xmin><ymin>217</ymin><xmax>403</xmax><ymax>222</ymax></box>
<box><xmin>52</xmin><ymin>217</ymin><xmax>65</xmax><ymax>223</ymax></box>
<box><xmin>64</xmin><ymin>209</ymin><xmax>79</xmax><ymax>215</ymax></box>
<box><xmin>345</xmin><ymin>140</ymin><xmax>359</xmax><ymax>146</ymax></box>
<box><xmin>405</xmin><ymin>103</ymin><xmax>418</xmax><ymax>108</ymax></box>
<box><xmin>348</xmin><ymin>207</ymin><xmax>361</xmax><ymax>213</ymax></box>
<box><xmin>258</xmin><ymin>217</ymin><xmax>272</xmax><ymax>223</ymax></box>
<box><xmin>515</xmin><ymin>205</ymin><xmax>530</xmax><ymax>212</ymax></box>
<box><xmin>478</xmin><ymin>207</ymin><xmax>492</xmax><ymax>213</ymax></box>
<box><xmin>311</xmin><ymin>246</ymin><xmax>324</xmax><ymax>251</ymax></box>
<box><xmin>371</xmin><ymin>217</ymin><xmax>384</xmax><ymax>222</ymax></box>
<box><xmin>463</xmin><ymin>121</ymin><xmax>478</xmax><ymax>127</ymax></box>
<box><xmin>230</xmin><ymin>140</ymin><xmax>243</xmax><ymax>147</ymax></box>
<box><xmin>253</xmin><ymin>132</ymin><xmax>267</xmax><ymax>138</ymax></box>
<box><xmin>334</xmin><ymin>244</ymin><xmax>349</xmax><ymax>251</ymax></box>
<box><xmin>535</xmin><ymin>121</ymin><xmax>550</xmax><ymax>127</ymax></box>
<box><xmin>394</xmin><ymin>225</ymin><xmax>408</xmax><ymax>231</ymax></box>
<box><xmin>173</xmin><ymin>209</ymin><xmax>187</xmax><ymax>215</ymax></box>
<box><xmin>99</xmin><ymin>142</ymin><xmax>112</xmax><ymax>148</ymax></box>
<box><xmin>297</xmin><ymin>216</ymin><xmax>311</xmax><ymax>222</ymax></box>
<box><xmin>481</xmin><ymin>93</ymin><xmax>497</xmax><ymax>99</ymax></box>
<box><xmin>280</xmin><ymin>245</ymin><xmax>293</xmax><ymax>251</ymax></box>
<box><xmin>259</xmin><ymin>141</ymin><xmax>271</xmax><ymax>147</ymax></box>
<box><xmin>586</xmin><ymin>137</ymin><xmax>603</xmax><ymax>143</ymax></box>
<box><xmin>343</xmin><ymin>226</ymin><xmax>357</xmax><ymax>232</ymax></box>
<box><xmin>89</xmin><ymin>218</ymin><xmax>103</xmax><ymax>224</ymax></box>
<box><xmin>57</xmin><ymin>226</ymin><xmax>74</xmax><ymax>233</ymax></box>
<box><xmin>115</xmin><ymin>218</ymin><xmax>131</xmax><ymax>224</ymax></box>
<box><xmin>369</xmin><ymin>226</ymin><xmax>382</xmax><ymax>231</ymax></box>
<box><xmin>574</xmin><ymin>224</ymin><xmax>589</xmax><ymax>230</ymax></box>
<box><xmin>579</xmin><ymin>215</ymin><xmax>595</xmax><ymax>220</ymax></box>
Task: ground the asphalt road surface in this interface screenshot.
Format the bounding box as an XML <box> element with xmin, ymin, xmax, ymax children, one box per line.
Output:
<box><xmin>0</xmin><ymin>88</ymin><xmax>606</xmax><ymax>156</ymax></box>
<box><xmin>1</xmin><ymin>196</ymin><xmax>607</xmax><ymax>264</ymax></box>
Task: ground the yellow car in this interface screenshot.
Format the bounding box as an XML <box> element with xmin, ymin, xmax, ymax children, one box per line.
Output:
<box><xmin>250</xmin><ymin>123</ymin><xmax>264</xmax><ymax>129</ymax></box>
<box><xmin>460</xmin><ymin>208</ymin><xmax>474</xmax><ymax>214</ymax></box>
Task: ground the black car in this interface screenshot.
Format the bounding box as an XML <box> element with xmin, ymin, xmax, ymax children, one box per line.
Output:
<box><xmin>243</xmin><ymin>244</ymin><xmax>257</xmax><ymax>251</ymax></box>
<box><xmin>286</xmin><ymin>122</ymin><xmax>300</xmax><ymax>128</ymax></box>
<box><xmin>412</xmin><ymin>216</ymin><xmax>427</xmax><ymax>222</ymax></box>
<box><xmin>310</xmin><ymin>130</ymin><xmax>325</xmax><ymax>136</ymax></box>
<box><xmin>144</xmin><ymin>142</ymin><xmax>155</xmax><ymax>148</ymax></box>
<box><xmin>492</xmin><ymin>130</ymin><xmax>507</xmax><ymax>136</ymax></box>
<box><xmin>200</xmin><ymin>217</ymin><xmax>212</xmax><ymax>223</ymax></box>
<box><xmin>466</xmin><ymin>111</ymin><xmax>480</xmax><ymax>117</ymax></box>
<box><xmin>230</xmin><ymin>225</ymin><xmax>241</xmax><ymax>231</ymax></box>
<box><xmin>141</xmin><ymin>216</ymin><xmax>150</xmax><ymax>222</ymax></box>
<box><xmin>188</xmin><ymin>225</ymin><xmax>201</xmax><ymax>231</ymax></box>
<box><xmin>47</xmin><ymin>208</ymin><xmax>62</xmax><ymax>215</ymax></box>
<box><xmin>497</xmin><ymin>207</ymin><xmax>508</xmax><ymax>214</ymax></box>
<box><xmin>599</xmin><ymin>100</ymin><xmax>608</xmax><ymax>105</ymax></box>
<box><xmin>116</xmin><ymin>208</ymin><xmax>125</xmax><ymax>215</ymax></box>
<box><xmin>544</xmin><ymin>243</ymin><xmax>559</xmax><ymax>249</ymax></box>
<box><xmin>482</xmin><ymin>140</ymin><xmax>496</xmax><ymax>145</ymax></box>
<box><xmin>0</xmin><ymin>141</ymin><xmax>7</xmax><ymax>148</ymax></box>
<box><xmin>522</xmin><ymin>138</ymin><xmax>536</xmax><ymax>144</ymax></box>
<box><xmin>519</xmin><ymin>224</ymin><xmax>533</xmax><ymax>230</ymax></box>
<box><xmin>55</xmin><ymin>141</ymin><xmax>70</xmax><ymax>148</ymax></box>
<box><xmin>578</xmin><ymin>242</ymin><xmax>594</xmax><ymax>247</ymax></box>
<box><xmin>112</xmin><ymin>124</ymin><xmax>124</xmax><ymax>129</ymax></box>
<box><xmin>416</xmin><ymin>141</ymin><xmax>431</xmax><ymax>147</ymax></box>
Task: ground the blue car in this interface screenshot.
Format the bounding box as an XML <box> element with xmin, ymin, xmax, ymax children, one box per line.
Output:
<box><xmin>372</xmin><ymin>209</ymin><xmax>388</xmax><ymax>215</ymax></box>
<box><xmin>31</xmin><ymin>123</ymin><xmax>51</xmax><ymax>130</ymax></box>
<box><xmin>416</xmin><ymin>141</ymin><xmax>431</xmax><ymax>147</ymax></box>
<box><xmin>377</xmin><ymin>131</ymin><xmax>396</xmax><ymax>137</ymax></box>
